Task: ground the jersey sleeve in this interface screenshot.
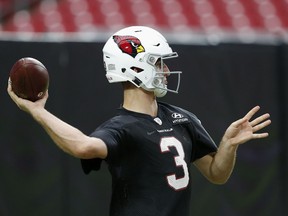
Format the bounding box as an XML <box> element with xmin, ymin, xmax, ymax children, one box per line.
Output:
<box><xmin>174</xmin><ymin>107</ymin><xmax>218</xmax><ymax>162</ymax></box>
<box><xmin>189</xmin><ymin>115</ymin><xmax>218</xmax><ymax>162</ymax></box>
<box><xmin>81</xmin><ymin>120</ymin><xmax>122</xmax><ymax>174</ymax></box>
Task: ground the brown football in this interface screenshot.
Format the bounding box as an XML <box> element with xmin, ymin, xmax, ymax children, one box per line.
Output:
<box><xmin>9</xmin><ymin>57</ymin><xmax>49</xmax><ymax>102</ymax></box>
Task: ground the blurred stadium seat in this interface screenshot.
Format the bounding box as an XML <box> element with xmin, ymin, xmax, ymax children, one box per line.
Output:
<box><xmin>0</xmin><ymin>0</ymin><xmax>287</xmax><ymax>41</ymax></box>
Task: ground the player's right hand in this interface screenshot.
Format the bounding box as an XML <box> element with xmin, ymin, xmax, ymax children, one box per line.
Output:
<box><xmin>7</xmin><ymin>78</ymin><xmax>48</xmax><ymax>114</ymax></box>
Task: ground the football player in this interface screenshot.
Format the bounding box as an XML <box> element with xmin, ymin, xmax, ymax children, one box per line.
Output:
<box><xmin>7</xmin><ymin>26</ymin><xmax>271</xmax><ymax>216</ymax></box>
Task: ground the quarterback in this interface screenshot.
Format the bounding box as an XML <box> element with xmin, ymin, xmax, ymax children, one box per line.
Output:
<box><xmin>8</xmin><ymin>26</ymin><xmax>271</xmax><ymax>216</ymax></box>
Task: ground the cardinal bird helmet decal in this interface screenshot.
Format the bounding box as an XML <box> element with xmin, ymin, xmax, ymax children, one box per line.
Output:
<box><xmin>103</xmin><ymin>26</ymin><xmax>182</xmax><ymax>97</ymax></box>
<box><xmin>113</xmin><ymin>35</ymin><xmax>145</xmax><ymax>58</ymax></box>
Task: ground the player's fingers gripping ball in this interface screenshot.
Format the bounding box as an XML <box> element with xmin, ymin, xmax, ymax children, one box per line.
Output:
<box><xmin>9</xmin><ymin>57</ymin><xmax>49</xmax><ymax>102</ymax></box>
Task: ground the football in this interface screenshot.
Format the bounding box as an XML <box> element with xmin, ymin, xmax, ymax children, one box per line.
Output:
<box><xmin>9</xmin><ymin>57</ymin><xmax>49</xmax><ymax>102</ymax></box>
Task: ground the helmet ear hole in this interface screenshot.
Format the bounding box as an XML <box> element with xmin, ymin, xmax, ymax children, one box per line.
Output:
<box><xmin>121</xmin><ymin>68</ymin><xmax>126</xmax><ymax>73</ymax></box>
<box><xmin>130</xmin><ymin>67</ymin><xmax>143</xmax><ymax>73</ymax></box>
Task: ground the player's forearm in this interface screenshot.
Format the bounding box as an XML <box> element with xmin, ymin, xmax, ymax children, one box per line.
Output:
<box><xmin>209</xmin><ymin>141</ymin><xmax>238</xmax><ymax>184</ymax></box>
<box><xmin>30</xmin><ymin>107</ymin><xmax>91</xmax><ymax>158</ymax></box>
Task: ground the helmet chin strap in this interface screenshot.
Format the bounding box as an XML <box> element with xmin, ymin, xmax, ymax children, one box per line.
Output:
<box><xmin>139</xmin><ymin>80</ymin><xmax>167</xmax><ymax>98</ymax></box>
<box><xmin>154</xmin><ymin>88</ymin><xmax>167</xmax><ymax>97</ymax></box>
<box><xmin>152</xmin><ymin>77</ymin><xmax>167</xmax><ymax>97</ymax></box>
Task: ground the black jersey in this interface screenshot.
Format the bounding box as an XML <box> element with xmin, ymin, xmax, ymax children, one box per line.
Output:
<box><xmin>81</xmin><ymin>102</ymin><xmax>217</xmax><ymax>216</ymax></box>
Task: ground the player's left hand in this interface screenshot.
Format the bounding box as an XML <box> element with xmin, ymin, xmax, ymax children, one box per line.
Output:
<box><xmin>221</xmin><ymin>106</ymin><xmax>271</xmax><ymax>146</ymax></box>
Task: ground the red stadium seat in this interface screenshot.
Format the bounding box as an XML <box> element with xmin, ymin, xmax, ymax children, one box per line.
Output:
<box><xmin>0</xmin><ymin>0</ymin><xmax>287</xmax><ymax>35</ymax></box>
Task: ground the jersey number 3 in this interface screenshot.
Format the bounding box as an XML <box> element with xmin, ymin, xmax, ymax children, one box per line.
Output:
<box><xmin>160</xmin><ymin>137</ymin><xmax>189</xmax><ymax>190</ymax></box>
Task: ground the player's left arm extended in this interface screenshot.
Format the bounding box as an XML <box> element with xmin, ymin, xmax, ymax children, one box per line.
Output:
<box><xmin>194</xmin><ymin>106</ymin><xmax>271</xmax><ymax>185</ymax></box>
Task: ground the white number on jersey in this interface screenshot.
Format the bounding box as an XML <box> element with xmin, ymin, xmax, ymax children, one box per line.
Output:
<box><xmin>160</xmin><ymin>137</ymin><xmax>189</xmax><ymax>190</ymax></box>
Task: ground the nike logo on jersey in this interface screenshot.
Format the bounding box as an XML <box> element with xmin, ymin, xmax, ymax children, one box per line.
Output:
<box><xmin>147</xmin><ymin>131</ymin><xmax>156</xmax><ymax>135</ymax></box>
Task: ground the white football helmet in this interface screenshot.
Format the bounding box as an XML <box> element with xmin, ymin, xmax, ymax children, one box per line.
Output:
<box><xmin>102</xmin><ymin>26</ymin><xmax>182</xmax><ymax>97</ymax></box>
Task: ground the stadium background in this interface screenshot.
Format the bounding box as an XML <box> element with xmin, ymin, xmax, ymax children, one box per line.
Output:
<box><xmin>0</xmin><ymin>0</ymin><xmax>287</xmax><ymax>215</ymax></box>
